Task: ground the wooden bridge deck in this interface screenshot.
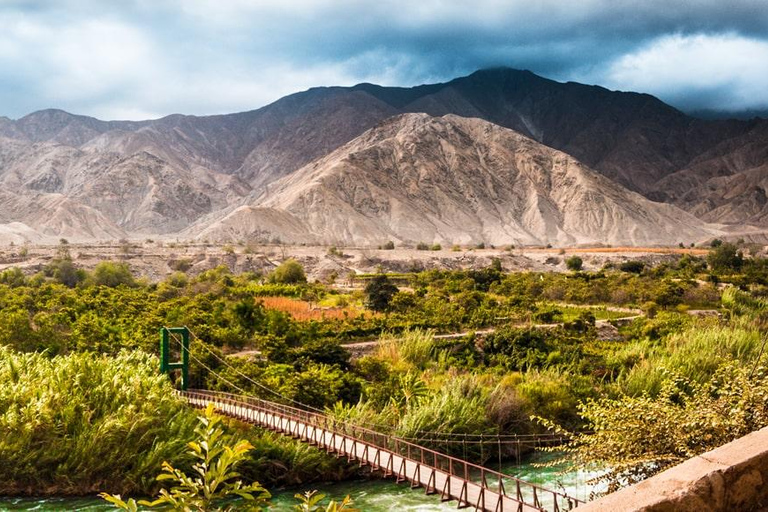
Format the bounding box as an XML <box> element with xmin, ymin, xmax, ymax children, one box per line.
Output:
<box><xmin>179</xmin><ymin>390</ymin><xmax>582</xmax><ymax>512</ymax></box>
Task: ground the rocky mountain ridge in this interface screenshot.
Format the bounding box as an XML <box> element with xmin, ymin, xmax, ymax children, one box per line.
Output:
<box><xmin>0</xmin><ymin>68</ymin><xmax>764</xmax><ymax>244</ymax></box>
<box><xmin>186</xmin><ymin>114</ymin><xmax>716</xmax><ymax>246</ymax></box>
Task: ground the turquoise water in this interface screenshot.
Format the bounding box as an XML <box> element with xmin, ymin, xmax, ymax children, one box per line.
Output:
<box><xmin>0</xmin><ymin>454</ymin><xmax>599</xmax><ymax>511</ymax></box>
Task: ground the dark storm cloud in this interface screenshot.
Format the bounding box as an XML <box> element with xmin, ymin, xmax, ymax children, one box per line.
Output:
<box><xmin>2</xmin><ymin>0</ymin><xmax>767</xmax><ymax>119</ymax></box>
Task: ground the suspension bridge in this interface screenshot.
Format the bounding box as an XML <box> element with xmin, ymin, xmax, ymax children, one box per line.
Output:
<box><xmin>161</xmin><ymin>326</ymin><xmax>585</xmax><ymax>512</ymax></box>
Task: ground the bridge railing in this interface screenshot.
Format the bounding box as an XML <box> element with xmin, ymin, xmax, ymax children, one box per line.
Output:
<box><xmin>180</xmin><ymin>389</ymin><xmax>583</xmax><ymax>511</ymax></box>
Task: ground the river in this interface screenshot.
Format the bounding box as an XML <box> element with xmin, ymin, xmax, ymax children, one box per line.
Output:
<box><xmin>0</xmin><ymin>453</ymin><xmax>600</xmax><ymax>511</ymax></box>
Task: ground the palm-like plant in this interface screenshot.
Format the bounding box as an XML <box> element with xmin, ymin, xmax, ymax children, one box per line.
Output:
<box><xmin>101</xmin><ymin>404</ymin><xmax>270</xmax><ymax>511</ymax></box>
<box><xmin>293</xmin><ymin>490</ymin><xmax>358</xmax><ymax>512</ymax></box>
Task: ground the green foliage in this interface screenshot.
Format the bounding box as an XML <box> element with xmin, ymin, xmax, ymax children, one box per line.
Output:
<box><xmin>376</xmin><ymin>329</ymin><xmax>435</xmax><ymax>369</ymax></box>
<box><xmin>396</xmin><ymin>376</ymin><xmax>498</xmax><ymax>460</ymax></box>
<box><xmin>0</xmin><ymin>348</ymin><xmax>197</xmax><ymax>496</ymax></box>
<box><xmin>707</xmin><ymin>242</ymin><xmax>743</xmax><ymax>273</ymax></box>
<box><xmin>293</xmin><ymin>490</ymin><xmax>358</xmax><ymax>512</ymax></box>
<box><xmin>565</xmin><ymin>256</ymin><xmax>583</xmax><ymax>271</ymax></box>
<box><xmin>519</xmin><ymin>369</ymin><xmax>593</xmax><ymax>429</ymax></box>
<box><xmin>554</xmin><ymin>365</ymin><xmax>768</xmax><ymax>493</ymax></box>
<box><xmin>533</xmin><ymin>306</ymin><xmax>563</xmax><ymax>324</ymax></box>
<box><xmin>415</xmin><ymin>242</ymin><xmax>429</xmax><ymax>250</ymax></box>
<box><xmin>269</xmin><ymin>259</ymin><xmax>307</xmax><ymax>284</ymax></box>
<box><xmin>0</xmin><ymin>267</ymin><xmax>26</xmax><ymax>287</ymax></box>
<box><xmin>2</xmin><ymin>254</ymin><xmax>766</xmax><ymax>494</ymax></box>
<box><xmin>381</xmin><ymin>241</ymin><xmax>395</xmax><ymax>250</ymax></box>
<box><xmin>171</xmin><ymin>259</ymin><xmax>193</xmax><ymax>272</ymax></box>
<box><xmin>238</xmin><ymin>429</ymin><xmax>354</xmax><ymax>488</ymax></box>
<box><xmin>88</xmin><ymin>261</ymin><xmax>136</xmax><ymax>287</ymax></box>
<box><xmin>364</xmin><ymin>274</ymin><xmax>399</xmax><ymax>311</ymax></box>
<box><xmin>617</xmin><ymin>322</ymin><xmax>761</xmax><ymax>396</ymax></box>
<box><xmin>102</xmin><ymin>404</ymin><xmax>271</xmax><ymax>511</ymax></box>
<box><xmin>48</xmin><ymin>257</ymin><xmax>87</xmax><ymax>287</ymax></box>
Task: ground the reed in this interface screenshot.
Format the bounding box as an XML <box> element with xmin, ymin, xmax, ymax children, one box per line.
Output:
<box><xmin>376</xmin><ymin>328</ymin><xmax>435</xmax><ymax>368</ymax></box>
<box><xmin>0</xmin><ymin>348</ymin><xmax>197</xmax><ymax>496</ymax></box>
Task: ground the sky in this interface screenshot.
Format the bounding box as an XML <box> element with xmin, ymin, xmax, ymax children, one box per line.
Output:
<box><xmin>2</xmin><ymin>0</ymin><xmax>768</xmax><ymax>120</ymax></box>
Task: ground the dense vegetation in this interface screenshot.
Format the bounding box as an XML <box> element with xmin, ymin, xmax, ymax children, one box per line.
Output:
<box><xmin>0</xmin><ymin>349</ymin><xmax>197</xmax><ymax>495</ymax></box>
<box><xmin>1</xmin><ymin>240</ymin><xmax>766</xmax><ymax>499</ymax></box>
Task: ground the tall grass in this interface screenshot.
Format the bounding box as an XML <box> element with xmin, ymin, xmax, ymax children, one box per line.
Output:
<box><xmin>0</xmin><ymin>348</ymin><xmax>197</xmax><ymax>496</ymax></box>
<box><xmin>617</xmin><ymin>323</ymin><xmax>763</xmax><ymax>396</ymax></box>
<box><xmin>395</xmin><ymin>376</ymin><xmax>497</xmax><ymax>460</ymax></box>
<box><xmin>376</xmin><ymin>329</ymin><xmax>435</xmax><ymax>369</ymax></box>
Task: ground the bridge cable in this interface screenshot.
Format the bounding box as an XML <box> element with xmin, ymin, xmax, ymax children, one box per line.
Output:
<box><xmin>167</xmin><ymin>327</ymin><xmax>590</xmax><ymax>506</ymax></box>
<box><xmin>172</xmin><ymin>325</ymin><xmax>581</xmax><ymax>441</ymax></box>
<box><xmin>177</xmin><ymin>326</ymin><xmax>582</xmax><ymax>441</ymax></box>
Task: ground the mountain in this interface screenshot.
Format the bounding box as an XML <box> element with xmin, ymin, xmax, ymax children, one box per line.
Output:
<box><xmin>648</xmin><ymin>119</ymin><xmax>768</xmax><ymax>226</ymax></box>
<box><xmin>0</xmin><ymin>67</ymin><xmax>765</xmax><ymax>244</ymax></box>
<box><xmin>187</xmin><ymin>114</ymin><xmax>715</xmax><ymax>246</ymax></box>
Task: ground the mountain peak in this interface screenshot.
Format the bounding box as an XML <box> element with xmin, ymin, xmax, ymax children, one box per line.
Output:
<box><xmin>0</xmin><ymin>69</ymin><xmax>763</xmax><ymax>244</ymax></box>
<box><xmin>223</xmin><ymin>112</ymin><xmax>715</xmax><ymax>246</ymax></box>
<box><xmin>19</xmin><ymin>108</ymin><xmax>86</xmax><ymax>122</ymax></box>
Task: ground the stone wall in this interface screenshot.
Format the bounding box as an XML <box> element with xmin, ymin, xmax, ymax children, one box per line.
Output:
<box><xmin>578</xmin><ymin>426</ymin><xmax>768</xmax><ymax>511</ymax></box>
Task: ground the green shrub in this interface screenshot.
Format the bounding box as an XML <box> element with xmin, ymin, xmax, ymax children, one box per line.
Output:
<box><xmin>707</xmin><ymin>243</ymin><xmax>743</xmax><ymax>273</ymax></box>
<box><xmin>396</xmin><ymin>377</ymin><xmax>497</xmax><ymax>460</ymax></box>
<box><xmin>0</xmin><ymin>268</ymin><xmax>26</xmax><ymax>287</ymax></box>
<box><xmin>102</xmin><ymin>404</ymin><xmax>271</xmax><ymax>511</ymax></box>
<box><xmin>618</xmin><ymin>322</ymin><xmax>761</xmax><ymax>396</ymax></box>
<box><xmin>376</xmin><ymin>329</ymin><xmax>435</xmax><ymax>369</ymax></box>
<box><xmin>269</xmin><ymin>259</ymin><xmax>307</xmax><ymax>284</ymax></box>
<box><xmin>559</xmin><ymin>364</ymin><xmax>768</xmax><ymax>493</ymax></box>
<box><xmin>88</xmin><ymin>261</ymin><xmax>136</xmax><ymax>287</ymax></box>
<box><xmin>533</xmin><ymin>307</ymin><xmax>563</xmax><ymax>324</ymax></box>
<box><xmin>565</xmin><ymin>256</ymin><xmax>583</xmax><ymax>271</ymax></box>
<box><xmin>170</xmin><ymin>259</ymin><xmax>193</xmax><ymax>272</ymax></box>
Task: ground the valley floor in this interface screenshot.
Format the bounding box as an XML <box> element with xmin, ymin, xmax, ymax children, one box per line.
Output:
<box><xmin>0</xmin><ymin>240</ymin><xmax>728</xmax><ymax>283</ymax></box>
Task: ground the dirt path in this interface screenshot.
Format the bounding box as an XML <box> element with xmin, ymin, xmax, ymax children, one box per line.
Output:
<box><xmin>341</xmin><ymin>309</ymin><xmax>644</xmax><ymax>357</ymax></box>
<box><xmin>229</xmin><ymin>304</ymin><xmax>645</xmax><ymax>359</ymax></box>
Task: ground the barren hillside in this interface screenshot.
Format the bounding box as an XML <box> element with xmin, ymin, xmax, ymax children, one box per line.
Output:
<box><xmin>190</xmin><ymin>114</ymin><xmax>716</xmax><ymax>246</ymax></box>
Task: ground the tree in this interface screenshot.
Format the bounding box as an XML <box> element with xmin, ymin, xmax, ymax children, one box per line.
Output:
<box><xmin>364</xmin><ymin>274</ymin><xmax>399</xmax><ymax>312</ymax></box>
<box><xmin>269</xmin><ymin>259</ymin><xmax>307</xmax><ymax>284</ymax></box>
<box><xmin>50</xmin><ymin>258</ymin><xmax>86</xmax><ymax>287</ymax></box>
<box><xmin>89</xmin><ymin>261</ymin><xmax>136</xmax><ymax>287</ymax></box>
<box><xmin>565</xmin><ymin>256</ymin><xmax>583</xmax><ymax>271</ymax></box>
<box><xmin>707</xmin><ymin>243</ymin><xmax>743</xmax><ymax>273</ymax></box>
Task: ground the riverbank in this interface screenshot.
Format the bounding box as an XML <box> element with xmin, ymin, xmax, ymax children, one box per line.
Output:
<box><xmin>0</xmin><ymin>452</ymin><xmax>599</xmax><ymax>511</ymax></box>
